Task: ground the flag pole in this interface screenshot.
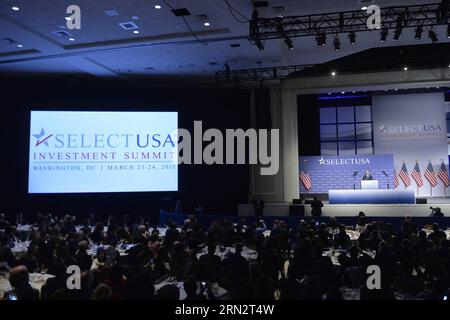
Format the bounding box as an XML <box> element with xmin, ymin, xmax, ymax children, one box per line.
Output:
<box><xmin>441</xmin><ymin>159</ymin><xmax>447</xmax><ymax>198</ymax></box>
<box><xmin>429</xmin><ymin>159</ymin><xmax>432</xmax><ymax>198</ymax></box>
<box><xmin>402</xmin><ymin>160</ymin><xmax>406</xmax><ymax>190</ymax></box>
<box><xmin>416</xmin><ymin>160</ymin><xmax>419</xmax><ymax>197</ymax></box>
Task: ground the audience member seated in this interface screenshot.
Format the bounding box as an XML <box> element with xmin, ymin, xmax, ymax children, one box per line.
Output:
<box><xmin>0</xmin><ymin>211</ymin><xmax>448</xmax><ymax>301</ymax></box>
<box><xmin>41</xmin><ymin>262</ymin><xmax>67</xmax><ymax>300</ymax></box>
<box><xmin>184</xmin><ymin>276</ymin><xmax>203</xmax><ymax>300</ymax></box>
<box><xmin>4</xmin><ymin>265</ymin><xmax>39</xmax><ymax>300</ymax></box>
<box><xmin>155</xmin><ymin>284</ymin><xmax>180</xmax><ymax>300</ymax></box>
<box><xmin>75</xmin><ymin>241</ymin><xmax>92</xmax><ymax>272</ymax></box>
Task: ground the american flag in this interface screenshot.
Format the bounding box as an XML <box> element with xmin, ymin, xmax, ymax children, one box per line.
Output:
<box><xmin>438</xmin><ymin>162</ymin><xmax>450</xmax><ymax>187</ymax></box>
<box><xmin>300</xmin><ymin>171</ymin><xmax>312</xmax><ymax>190</ymax></box>
<box><xmin>399</xmin><ymin>163</ymin><xmax>411</xmax><ymax>187</ymax></box>
<box><xmin>424</xmin><ymin>162</ymin><xmax>437</xmax><ymax>187</ymax></box>
<box><xmin>411</xmin><ymin>162</ymin><xmax>423</xmax><ymax>187</ymax></box>
<box><xmin>394</xmin><ymin>169</ymin><xmax>399</xmax><ymax>189</ymax></box>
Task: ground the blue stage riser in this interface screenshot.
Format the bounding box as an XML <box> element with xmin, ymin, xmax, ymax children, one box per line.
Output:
<box><xmin>160</xmin><ymin>212</ymin><xmax>450</xmax><ymax>231</ymax></box>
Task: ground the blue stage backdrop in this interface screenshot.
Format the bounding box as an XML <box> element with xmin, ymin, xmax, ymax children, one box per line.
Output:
<box><xmin>299</xmin><ymin>154</ymin><xmax>394</xmax><ymax>193</ymax></box>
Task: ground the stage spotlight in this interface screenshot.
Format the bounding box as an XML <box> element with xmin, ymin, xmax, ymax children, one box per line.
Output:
<box><xmin>428</xmin><ymin>29</ymin><xmax>439</xmax><ymax>43</ymax></box>
<box><xmin>275</xmin><ymin>18</ymin><xmax>294</xmax><ymax>50</ymax></box>
<box><xmin>380</xmin><ymin>29</ymin><xmax>388</xmax><ymax>42</ymax></box>
<box><xmin>284</xmin><ymin>37</ymin><xmax>294</xmax><ymax>50</ymax></box>
<box><xmin>315</xmin><ymin>33</ymin><xmax>326</xmax><ymax>47</ymax></box>
<box><xmin>447</xmin><ymin>25</ymin><xmax>450</xmax><ymax>38</ymax></box>
<box><xmin>348</xmin><ymin>31</ymin><xmax>356</xmax><ymax>45</ymax></box>
<box><xmin>315</xmin><ymin>34</ymin><xmax>321</xmax><ymax>47</ymax></box>
<box><xmin>393</xmin><ymin>24</ymin><xmax>403</xmax><ymax>42</ymax></box>
<box><xmin>255</xmin><ymin>39</ymin><xmax>264</xmax><ymax>51</ymax></box>
<box><xmin>333</xmin><ymin>36</ymin><xmax>341</xmax><ymax>51</ymax></box>
<box><xmin>414</xmin><ymin>26</ymin><xmax>423</xmax><ymax>40</ymax></box>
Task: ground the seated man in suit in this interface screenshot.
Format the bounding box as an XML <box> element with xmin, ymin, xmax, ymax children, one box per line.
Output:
<box><xmin>3</xmin><ymin>265</ymin><xmax>39</xmax><ymax>300</ymax></box>
<box><xmin>362</xmin><ymin>170</ymin><xmax>373</xmax><ymax>181</ymax></box>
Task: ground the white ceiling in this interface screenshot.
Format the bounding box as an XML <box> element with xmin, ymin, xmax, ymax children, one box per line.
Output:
<box><xmin>0</xmin><ymin>0</ymin><xmax>445</xmax><ymax>84</ymax></box>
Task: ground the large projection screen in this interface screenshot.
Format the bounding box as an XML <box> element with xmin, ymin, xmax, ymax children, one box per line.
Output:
<box><xmin>28</xmin><ymin>111</ymin><xmax>178</xmax><ymax>194</ymax></box>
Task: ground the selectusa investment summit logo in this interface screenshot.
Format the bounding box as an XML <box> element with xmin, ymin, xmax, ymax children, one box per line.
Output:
<box><xmin>33</xmin><ymin>128</ymin><xmax>53</xmax><ymax>147</ymax></box>
<box><xmin>318</xmin><ymin>157</ymin><xmax>370</xmax><ymax>166</ymax></box>
<box><xmin>378</xmin><ymin>124</ymin><xmax>387</xmax><ymax>133</ymax></box>
<box><xmin>31</xmin><ymin>128</ymin><xmax>177</xmax><ymax>149</ymax></box>
<box><xmin>30</xmin><ymin>123</ymin><xmax>280</xmax><ymax>175</ymax></box>
<box><xmin>377</xmin><ymin>123</ymin><xmax>444</xmax><ymax>140</ymax></box>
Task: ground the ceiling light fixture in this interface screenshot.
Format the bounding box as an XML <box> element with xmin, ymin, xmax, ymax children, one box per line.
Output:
<box><xmin>316</xmin><ymin>33</ymin><xmax>326</xmax><ymax>47</ymax></box>
<box><xmin>414</xmin><ymin>26</ymin><xmax>423</xmax><ymax>40</ymax></box>
<box><xmin>255</xmin><ymin>39</ymin><xmax>264</xmax><ymax>51</ymax></box>
<box><xmin>284</xmin><ymin>37</ymin><xmax>294</xmax><ymax>50</ymax></box>
<box><xmin>348</xmin><ymin>31</ymin><xmax>356</xmax><ymax>45</ymax></box>
<box><xmin>333</xmin><ymin>36</ymin><xmax>341</xmax><ymax>51</ymax></box>
<box><xmin>155</xmin><ymin>5</ymin><xmax>162</xmax><ymax>10</ymax></box>
<box><xmin>393</xmin><ymin>23</ymin><xmax>403</xmax><ymax>42</ymax></box>
<box><xmin>428</xmin><ymin>29</ymin><xmax>439</xmax><ymax>43</ymax></box>
<box><xmin>12</xmin><ymin>6</ymin><xmax>19</xmax><ymax>11</ymax></box>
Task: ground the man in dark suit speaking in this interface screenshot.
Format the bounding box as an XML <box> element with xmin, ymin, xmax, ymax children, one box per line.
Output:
<box><xmin>362</xmin><ymin>170</ymin><xmax>373</xmax><ymax>181</ymax></box>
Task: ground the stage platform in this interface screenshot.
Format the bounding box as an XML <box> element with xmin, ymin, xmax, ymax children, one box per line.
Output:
<box><xmin>304</xmin><ymin>203</ymin><xmax>450</xmax><ymax>217</ymax></box>
<box><xmin>328</xmin><ymin>189</ymin><xmax>415</xmax><ymax>204</ymax></box>
<box><xmin>160</xmin><ymin>212</ymin><xmax>450</xmax><ymax>230</ymax></box>
<box><xmin>238</xmin><ymin>199</ymin><xmax>450</xmax><ymax>217</ymax></box>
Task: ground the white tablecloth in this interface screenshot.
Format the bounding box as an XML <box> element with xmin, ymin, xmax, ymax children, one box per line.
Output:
<box><xmin>154</xmin><ymin>280</ymin><xmax>227</xmax><ymax>300</ymax></box>
<box><xmin>197</xmin><ymin>246</ymin><xmax>258</xmax><ymax>261</ymax></box>
<box><xmin>87</xmin><ymin>243</ymin><xmax>137</xmax><ymax>257</ymax></box>
<box><xmin>0</xmin><ymin>273</ymin><xmax>55</xmax><ymax>299</ymax></box>
<box><xmin>17</xmin><ymin>224</ymin><xmax>32</xmax><ymax>232</ymax></box>
<box><xmin>421</xmin><ymin>228</ymin><xmax>450</xmax><ymax>240</ymax></box>
<box><xmin>152</xmin><ymin>227</ymin><xmax>182</xmax><ymax>238</ymax></box>
<box><xmin>10</xmin><ymin>241</ymin><xmax>31</xmax><ymax>257</ymax></box>
<box><xmin>340</xmin><ymin>287</ymin><xmax>360</xmax><ymax>300</ymax></box>
<box><xmin>322</xmin><ymin>249</ymin><xmax>376</xmax><ymax>266</ymax></box>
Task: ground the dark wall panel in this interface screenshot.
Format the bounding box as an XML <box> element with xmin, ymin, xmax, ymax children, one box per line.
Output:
<box><xmin>297</xmin><ymin>94</ymin><xmax>320</xmax><ymax>156</ymax></box>
<box><xmin>0</xmin><ymin>77</ymin><xmax>251</xmax><ymax>220</ymax></box>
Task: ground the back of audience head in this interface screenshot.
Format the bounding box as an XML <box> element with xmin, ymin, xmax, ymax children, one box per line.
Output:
<box><xmin>9</xmin><ymin>265</ymin><xmax>29</xmax><ymax>288</ymax></box>
<box><xmin>156</xmin><ymin>284</ymin><xmax>180</xmax><ymax>300</ymax></box>
<box><xmin>92</xmin><ymin>284</ymin><xmax>112</xmax><ymax>300</ymax></box>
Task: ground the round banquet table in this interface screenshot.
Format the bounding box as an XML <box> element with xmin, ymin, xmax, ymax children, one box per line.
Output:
<box><xmin>0</xmin><ymin>272</ymin><xmax>55</xmax><ymax>299</ymax></box>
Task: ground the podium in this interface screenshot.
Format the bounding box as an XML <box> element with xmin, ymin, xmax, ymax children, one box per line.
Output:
<box><xmin>361</xmin><ymin>180</ymin><xmax>379</xmax><ymax>190</ymax></box>
<box><xmin>329</xmin><ymin>189</ymin><xmax>415</xmax><ymax>204</ymax></box>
